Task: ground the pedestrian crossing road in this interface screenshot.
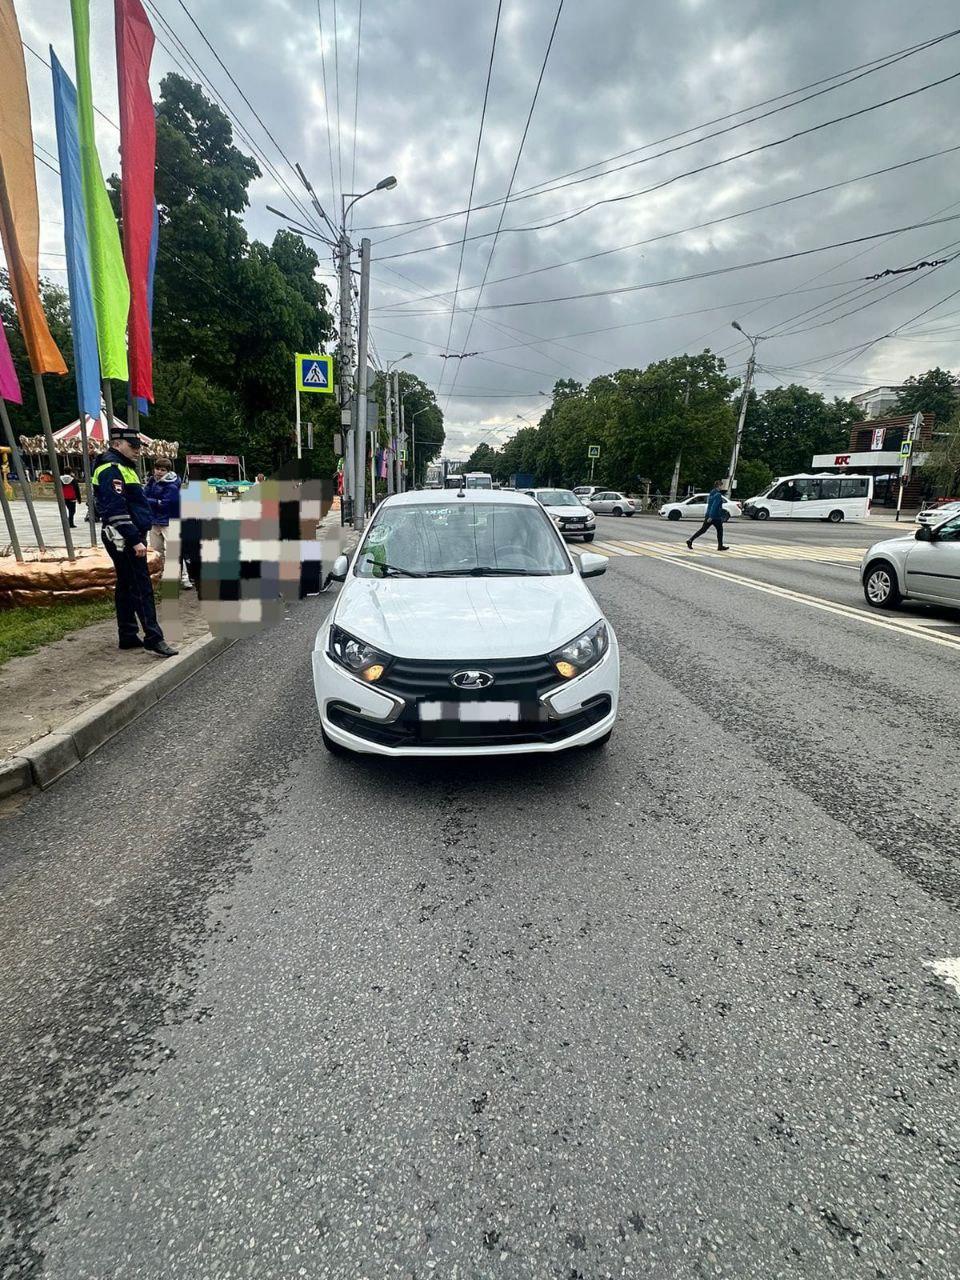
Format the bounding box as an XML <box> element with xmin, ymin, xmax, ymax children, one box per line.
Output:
<box><xmin>585</xmin><ymin>536</ymin><xmax>866</xmax><ymax>567</ymax></box>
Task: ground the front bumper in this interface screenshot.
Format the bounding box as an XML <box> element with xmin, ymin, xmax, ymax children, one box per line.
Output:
<box><xmin>312</xmin><ymin>635</ymin><xmax>619</xmax><ymax>757</ymax></box>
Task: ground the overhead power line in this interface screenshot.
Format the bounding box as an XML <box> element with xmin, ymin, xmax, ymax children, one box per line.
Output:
<box><xmin>359</xmin><ymin>26</ymin><xmax>960</xmax><ymax>238</ymax></box>
<box><xmin>317</xmin><ymin>1</ymin><xmax>339</xmax><ymax>211</ymax></box>
<box><xmin>445</xmin><ymin>0</ymin><xmax>565</xmax><ymax>408</ymax></box>
<box><xmin>437</xmin><ymin>0</ymin><xmax>504</xmax><ymax>402</ymax></box>
<box><xmin>374</xmin><ymin>213</ymin><xmax>960</xmax><ymax>315</ymax></box>
<box><xmin>378</xmin><ymin>67</ymin><xmax>960</xmax><ymax>262</ymax></box>
<box><xmin>350</xmin><ymin>0</ymin><xmax>363</xmax><ymax>201</ymax></box>
<box><xmin>377</xmin><ymin>143</ymin><xmax>960</xmax><ymax>310</ymax></box>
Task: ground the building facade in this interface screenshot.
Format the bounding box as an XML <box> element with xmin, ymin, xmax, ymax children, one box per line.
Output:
<box><xmin>851</xmin><ymin>386</ymin><xmax>902</xmax><ymax>420</ymax></box>
<box><xmin>811</xmin><ymin>412</ymin><xmax>935</xmax><ymax>507</ymax></box>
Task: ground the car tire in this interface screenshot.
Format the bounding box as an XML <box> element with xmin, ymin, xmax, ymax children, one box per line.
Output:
<box><xmin>585</xmin><ymin>728</ymin><xmax>612</xmax><ymax>750</ymax></box>
<box><xmin>583</xmin><ymin>533</ymin><xmax>595</xmax><ymax>542</ymax></box>
<box><xmin>612</xmin><ymin>506</ymin><xmax>623</xmax><ymax>517</ymax></box>
<box><xmin>756</xmin><ymin>507</ymin><xmax>770</xmax><ymax>521</ymax></box>
<box><xmin>321</xmin><ymin>724</ymin><xmax>348</xmax><ymax>756</ymax></box>
<box><xmin>828</xmin><ymin>509</ymin><xmax>844</xmax><ymax>524</ymax></box>
<box><xmin>667</xmin><ymin>509</ymin><xmax>682</xmax><ymax>521</ymax></box>
<box><xmin>863</xmin><ymin>560</ymin><xmax>902</xmax><ymax>610</ymax></box>
<box><xmin>625</xmin><ymin>511</ymin><xmax>634</xmax><ymax>517</ymax></box>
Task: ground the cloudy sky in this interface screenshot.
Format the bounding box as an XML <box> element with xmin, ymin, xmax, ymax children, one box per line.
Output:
<box><xmin>15</xmin><ymin>0</ymin><xmax>960</xmax><ymax>458</ymax></box>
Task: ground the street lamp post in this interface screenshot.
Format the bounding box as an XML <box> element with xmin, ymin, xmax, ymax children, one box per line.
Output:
<box><xmin>727</xmin><ymin>321</ymin><xmax>764</xmax><ymax>501</ymax></box>
<box><xmin>382</xmin><ymin>354</ymin><xmax>411</xmax><ymax>494</ymax></box>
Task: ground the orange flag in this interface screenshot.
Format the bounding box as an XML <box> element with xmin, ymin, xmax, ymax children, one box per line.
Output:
<box><xmin>0</xmin><ymin>0</ymin><xmax>67</xmax><ymax>376</ymax></box>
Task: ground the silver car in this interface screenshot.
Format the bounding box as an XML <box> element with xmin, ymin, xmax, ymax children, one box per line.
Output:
<box><xmin>915</xmin><ymin>501</ymin><xmax>960</xmax><ymax>527</ymax></box>
<box><xmin>586</xmin><ymin>490</ymin><xmax>636</xmax><ymax>517</ymax></box>
<box><xmin>861</xmin><ymin>510</ymin><xmax>960</xmax><ymax>609</ymax></box>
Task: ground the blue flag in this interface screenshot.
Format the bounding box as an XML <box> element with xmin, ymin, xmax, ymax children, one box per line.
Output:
<box><xmin>50</xmin><ymin>49</ymin><xmax>100</xmax><ymax>420</ymax></box>
<box><xmin>136</xmin><ymin>201</ymin><xmax>158</xmax><ymax>417</ymax></box>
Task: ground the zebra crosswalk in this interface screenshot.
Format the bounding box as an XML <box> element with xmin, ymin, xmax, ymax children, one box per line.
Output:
<box><xmin>584</xmin><ymin>537</ymin><xmax>865</xmax><ymax>567</ymax></box>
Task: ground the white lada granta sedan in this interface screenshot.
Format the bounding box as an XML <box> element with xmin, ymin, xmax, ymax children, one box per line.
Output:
<box><xmin>312</xmin><ymin>489</ymin><xmax>620</xmax><ymax>757</ymax></box>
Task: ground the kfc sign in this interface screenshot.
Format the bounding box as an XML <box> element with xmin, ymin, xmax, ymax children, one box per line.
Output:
<box><xmin>834</xmin><ymin>454</ymin><xmax>851</xmax><ymax>466</ymax></box>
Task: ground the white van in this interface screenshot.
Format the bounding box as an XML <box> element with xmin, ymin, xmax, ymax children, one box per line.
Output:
<box><xmin>742</xmin><ymin>473</ymin><xmax>872</xmax><ymax>523</ymax></box>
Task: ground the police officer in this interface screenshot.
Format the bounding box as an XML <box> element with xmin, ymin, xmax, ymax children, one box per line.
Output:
<box><xmin>93</xmin><ymin>429</ymin><xmax>178</xmax><ymax>656</ymax></box>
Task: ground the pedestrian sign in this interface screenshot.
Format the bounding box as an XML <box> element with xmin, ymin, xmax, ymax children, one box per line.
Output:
<box><xmin>587</xmin><ymin>444</ymin><xmax>601</xmax><ymax>459</ymax></box>
<box><xmin>900</xmin><ymin>440</ymin><xmax>912</xmax><ymax>458</ymax></box>
<box><xmin>296</xmin><ymin>353</ymin><xmax>334</xmax><ymax>394</ymax></box>
<box><xmin>400</xmin><ymin>449</ymin><xmax>407</xmax><ymax>462</ymax></box>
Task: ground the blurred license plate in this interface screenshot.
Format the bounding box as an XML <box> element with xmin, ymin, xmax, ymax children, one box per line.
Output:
<box><xmin>419</xmin><ymin>701</ymin><xmax>520</xmax><ymax>722</ymax></box>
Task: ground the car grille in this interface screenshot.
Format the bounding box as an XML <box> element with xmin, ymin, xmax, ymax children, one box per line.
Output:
<box><xmin>380</xmin><ymin>653</ymin><xmax>558</xmax><ymax>702</ymax></box>
<box><xmin>329</xmin><ymin>694</ymin><xmax>612</xmax><ymax>749</ymax></box>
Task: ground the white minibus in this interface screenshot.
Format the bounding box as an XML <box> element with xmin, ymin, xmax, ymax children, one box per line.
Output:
<box><xmin>743</xmin><ymin>473</ymin><xmax>872</xmax><ymax>523</ymax></box>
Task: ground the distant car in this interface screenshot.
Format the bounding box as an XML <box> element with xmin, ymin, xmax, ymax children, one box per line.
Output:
<box><xmin>586</xmin><ymin>490</ymin><xmax>636</xmax><ymax>517</ymax></box>
<box><xmin>573</xmin><ymin>485</ymin><xmax>602</xmax><ymax>500</ymax></box>
<box><xmin>531</xmin><ymin>488</ymin><xmax>596</xmax><ymax>541</ymax></box>
<box><xmin>915</xmin><ymin>501</ymin><xmax>960</xmax><ymax>527</ymax></box>
<box><xmin>659</xmin><ymin>492</ymin><xmax>741</xmax><ymax>521</ymax></box>
<box><xmin>861</xmin><ymin>510</ymin><xmax>960</xmax><ymax>609</ymax></box>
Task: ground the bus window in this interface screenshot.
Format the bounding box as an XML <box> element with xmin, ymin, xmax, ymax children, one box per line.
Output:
<box><xmin>840</xmin><ymin>477</ymin><xmax>868</xmax><ymax>498</ymax></box>
<box><xmin>819</xmin><ymin>476</ymin><xmax>841</xmax><ymax>499</ymax></box>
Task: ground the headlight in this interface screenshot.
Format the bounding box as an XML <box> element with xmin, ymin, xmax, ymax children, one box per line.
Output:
<box><xmin>550</xmin><ymin>619</ymin><xmax>609</xmax><ymax>679</ymax></box>
<box><xmin>328</xmin><ymin>625</ymin><xmax>390</xmax><ymax>682</ymax></box>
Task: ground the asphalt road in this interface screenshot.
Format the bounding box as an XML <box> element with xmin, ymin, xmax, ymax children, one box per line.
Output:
<box><xmin>1</xmin><ymin>518</ymin><xmax>958</xmax><ymax>1280</ymax></box>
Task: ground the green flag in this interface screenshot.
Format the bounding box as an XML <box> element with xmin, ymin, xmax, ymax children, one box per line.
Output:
<box><xmin>70</xmin><ymin>0</ymin><xmax>129</xmax><ymax>380</ymax></box>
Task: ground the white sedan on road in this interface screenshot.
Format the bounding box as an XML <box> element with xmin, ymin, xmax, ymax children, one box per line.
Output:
<box><xmin>659</xmin><ymin>492</ymin><xmax>741</xmax><ymax>521</ymax></box>
<box><xmin>861</xmin><ymin>509</ymin><xmax>960</xmax><ymax>609</ymax></box>
<box><xmin>313</xmin><ymin>490</ymin><xmax>619</xmax><ymax>757</ymax></box>
<box><xmin>915</xmin><ymin>501</ymin><xmax>960</xmax><ymax>527</ymax></box>
<box><xmin>530</xmin><ymin>488</ymin><xmax>597</xmax><ymax>541</ymax></box>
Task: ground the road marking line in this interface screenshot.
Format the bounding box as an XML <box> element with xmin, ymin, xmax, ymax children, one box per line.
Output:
<box><xmin>628</xmin><ymin>548</ymin><xmax>960</xmax><ymax>652</ymax></box>
<box><xmin>925</xmin><ymin>958</ymin><xmax>960</xmax><ymax>997</ymax></box>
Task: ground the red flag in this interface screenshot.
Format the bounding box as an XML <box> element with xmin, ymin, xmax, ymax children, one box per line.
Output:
<box><xmin>115</xmin><ymin>0</ymin><xmax>155</xmax><ymax>402</ymax></box>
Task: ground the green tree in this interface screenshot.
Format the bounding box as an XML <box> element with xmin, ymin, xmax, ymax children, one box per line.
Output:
<box><xmin>919</xmin><ymin>412</ymin><xmax>960</xmax><ymax>495</ymax></box>
<box><xmin>741</xmin><ymin>385</ymin><xmax>862</xmax><ymax>478</ymax></box>
<box><xmin>463</xmin><ymin>441</ymin><xmax>496</xmax><ymax>473</ymax></box>
<box><xmin>395</xmin><ymin>372</ymin><xmax>443</xmax><ymax>485</ymax></box>
<box><xmin>894</xmin><ymin>368</ymin><xmax>959</xmax><ymax>423</ymax></box>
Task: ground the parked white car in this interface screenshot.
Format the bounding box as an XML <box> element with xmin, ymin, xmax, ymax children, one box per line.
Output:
<box><xmin>915</xmin><ymin>501</ymin><xmax>960</xmax><ymax>527</ymax></box>
<box><xmin>313</xmin><ymin>490</ymin><xmax>620</xmax><ymax>757</ymax></box>
<box><xmin>659</xmin><ymin>492</ymin><xmax>741</xmax><ymax>521</ymax></box>
<box><xmin>861</xmin><ymin>510</ymin><xmax>960</xmax><ymax>609</ymax></box>
<box><xmin>585</xmin><ymin>490</ymin><xmax>636</xmax><ymax>517</ymax></box>
<box><xmin>573</xmin><ymin>485</ymin><xmax>602</xmax><ymax>500</ymax></box>
<box><xmin>531</xmin><ymin>488</ymin><xmax>596</xmax><ymax>541</ymax></box>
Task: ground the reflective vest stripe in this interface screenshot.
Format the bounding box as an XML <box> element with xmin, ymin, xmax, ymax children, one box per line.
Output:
<box><xmin>93</xmin><ymin>462</ymin><xmax>140</xmax><ymax>485</ymax></box>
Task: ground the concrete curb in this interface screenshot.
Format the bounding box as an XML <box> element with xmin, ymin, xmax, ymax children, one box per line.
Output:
<box><xmin>1</xmin><ymin>633</ymin><xmax>236</xmax><ymax>797</ymax></box>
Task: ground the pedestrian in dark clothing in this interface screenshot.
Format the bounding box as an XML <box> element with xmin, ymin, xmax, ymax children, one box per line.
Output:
<box><xmin>60</xmin><ymin>470</ymin><xmax>79</xmax><ymax>527</ymax></box>
<box><xmin>93</xmin><ymin>429</ymin><xmax>178</xmax><ymax>657</ymax></box>
<box><xmin>686</xmin><ymin>481</ymin><xmax>730</xmax><ymax>550</ymax></box>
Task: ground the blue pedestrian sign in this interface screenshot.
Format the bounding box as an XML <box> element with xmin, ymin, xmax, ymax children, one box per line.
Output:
<box><xmin>296</xmin><ymin>353</ymin><xmax>334</xmax><ymax>394</ymax></box>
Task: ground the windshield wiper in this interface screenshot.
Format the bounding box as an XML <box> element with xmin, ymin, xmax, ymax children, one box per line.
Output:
<box><xmin>364</xmin><ymin>556</ymin><xmax>425</xmax><ymax>578</ymax></box>
<box><xmin>425</xmin><ymin>566</ymin><xmax>549</xmax><ymax>577</ymax></box>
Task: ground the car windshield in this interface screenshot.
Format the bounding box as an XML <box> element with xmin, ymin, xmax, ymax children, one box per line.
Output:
<box><xmin>355</xmin><ymin>501</ymin><xmax>572</xmax><ymax>577</ymax></box>
<box><xmin>537</xmin><ymin>490</ymin><xmax>581</xmax><ymax>506</ymax></box>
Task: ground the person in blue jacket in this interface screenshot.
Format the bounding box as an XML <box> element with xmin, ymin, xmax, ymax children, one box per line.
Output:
<box><xmin>686</xmin><ymin>480</ymin><xmax>730</xmax><ymax>551</ymax></box>
<box><xmin>92</xmin><ymin>429</ymin><xmax>178</xmax><ymax>656</ymax></box>
<box><xmin>144</xmin><ymin>456</ymin><xmax>181</xmax><ymax>554</ymax></box>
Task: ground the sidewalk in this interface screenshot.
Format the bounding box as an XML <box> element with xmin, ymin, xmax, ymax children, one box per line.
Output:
<box><xmin>0</xmin><ymin>591</ymin><xmax>210</xmax><ymax>761</ymax></box>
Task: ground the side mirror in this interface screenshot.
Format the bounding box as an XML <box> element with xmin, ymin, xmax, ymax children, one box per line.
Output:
<box><xmin>579</xmin><ymin>552</ymin><xmax>607</xmax><ymax>578</ymax></box>
<box><xmin>915</xmin><ymin>525</ymin><xmax>934</xmax><ymax>543</ymax></box>
<box><xmin>330</xmin><ymin>554</ymin><xmax>349</xmax><ymax>581</ymax></box>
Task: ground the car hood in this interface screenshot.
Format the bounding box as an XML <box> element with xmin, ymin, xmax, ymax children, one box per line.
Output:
<box><xmin>542</xmin><ymin>504</ymin><xmax>591</xmax><ymax>519</ymax></box>
<box><xmin>331</xmin><ymin>574</ymin><xmax>602</xmax><ymax>659</ymax></box>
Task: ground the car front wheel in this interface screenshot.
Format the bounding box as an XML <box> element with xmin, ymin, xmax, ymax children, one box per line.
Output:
<box><xmin>321</xmin><ymin>724</ymin><xmax>349</xmax><ymax>756</ymax></box>
<box><xmin>583</xmin><ymin>533</ymin><xmax>595</xmax><ymax>542</ymax></box>
<box><xmin>863</xmin><ymin>561</ymin><xmax>902</xmax><ymax>610</ymax></box>
<box><xmin>667</xmin><ymin>509</ymin><xmax>681</xmax><ymax>521</ymax></box>
<box><xmin>584</xmin><ymin>728</ymin><xmax>612</xmax><ymax>750</ymax></box>
<box><xmin>756</xmin><ymin>507</ymin><xmax>770</xmax><ymax>521</ymax></box>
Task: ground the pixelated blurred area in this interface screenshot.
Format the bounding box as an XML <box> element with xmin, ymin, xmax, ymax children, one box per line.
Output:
<box><xmin>161</xmin><ymin>465</ymin><xmax>354</xmax><ymax>639</ymax></box>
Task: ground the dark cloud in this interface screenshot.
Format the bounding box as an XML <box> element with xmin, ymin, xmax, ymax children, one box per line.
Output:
<box><xmin>19</xmin><ymin>0</ymin><xmax>960</xmax><ymax>456</ymax></box>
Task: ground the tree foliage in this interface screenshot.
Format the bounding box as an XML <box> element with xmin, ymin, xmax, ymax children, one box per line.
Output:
<box><xmin>740</xmin><ymin>384</ymin><xmax>862</xmax><ymax>483</ymax></box>
<box><xmin>919</xmin><ymin>412</ymin><xmax>960</xmax><ymax>495</ymax></box>
<box><xmin>894</xmin><ymin>367</ymin><xmax>960</xmax><ymax>424</ymax></box>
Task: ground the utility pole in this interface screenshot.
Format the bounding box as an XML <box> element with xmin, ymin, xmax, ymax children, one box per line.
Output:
<box><xmin>393</xmin><ymin>373</ymin><xmax>402</xmax><ymax>492</ymax></box>
<box><xmin>354</xmin><ymin>237</ymin><xmax>372</xmax><ymax>532</ymax></box>
<box><xmin>400</xmin><ymin>396</ymin><xmax>407</xmax><ymax>490</ymax></box>
<box><xmin>727</xmin><ymin>322</ymin><xmax>763</xmax><ymax>499</ymax></box>
<box><xmin>338</xmin><ymin>232</ymin><xmax>354</xmax><ymax>518</ymax></box>
<box><xmin>669</xmin><ymin>382</ymin><xmax>691</xmax><ymax>503</ymax></box>
<box><xmin>384</xmin><ymin>370</ymin><xmax>395</xmax><ymax>496</ymax></box>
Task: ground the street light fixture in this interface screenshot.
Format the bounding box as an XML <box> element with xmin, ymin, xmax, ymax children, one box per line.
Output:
<box><xmin>727</xmin><ymin>320</ymin><xmax>766</xmax><ymax>500</ymax></box>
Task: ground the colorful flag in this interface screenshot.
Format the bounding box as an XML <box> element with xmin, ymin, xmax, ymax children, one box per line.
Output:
<box><xmin>0</xmin><ymin>312</ymin><xmax>21</xmax><ymax>403</ymax></box>
<box><xmin>70</xmin><ymin>0</ymin><xmax>129</xmax><ymax>380</ymax></box>
<box><xmin>50</xmin><ymin>51</ymin><xmax>101</xmax><ymax>420</ymax></box>
<box><xmin>136</xmin><ymin>201</ymin><xmax>158</xmax><ymax>415</ymax></box>
<box><xmin>116</xmin><ymin>0</ymin><xmax>155</xmax><ymax>402</ymax></box>
<box><xmin>0</xmin><ymin>0</ymin><xmax>67</xmax><ymax>375</ymax></box>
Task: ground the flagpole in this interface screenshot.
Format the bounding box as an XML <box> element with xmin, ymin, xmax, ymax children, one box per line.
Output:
<box><xmin>0</xmin><ymin>452</ymin><xmax>23</xmax><ymax>561</ymax></box>
<box><xmin>77</xmin><ymin>412</ymin><xmax>97</xmax><ymax>546</ymax></box>
<box><xmin>0</xmin><ymin>395</ymin><xmax>45</xmax><ymax>548</ymax></box>
<box><xmin>33</xmin><ymin>374</ymin><xmax>75</xmax><ymax>558</ymax></box>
